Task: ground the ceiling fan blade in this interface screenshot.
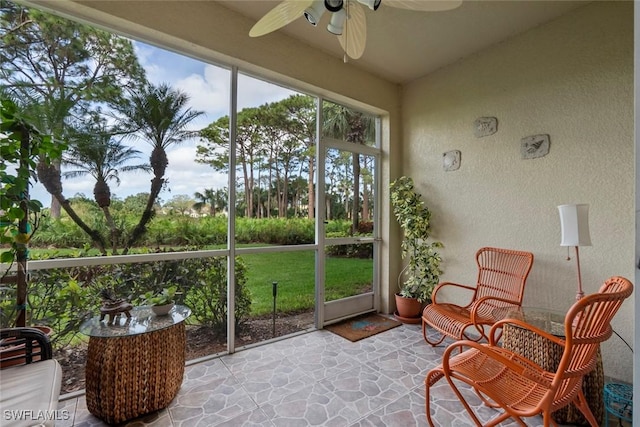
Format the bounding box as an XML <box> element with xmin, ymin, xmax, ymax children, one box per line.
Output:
<box><xmin>382</xmin><ymin>0</ymin><xmax>462</xmax><ymax>12</ymax></box>
<box><xmin>249</xmin><ymin>0</ymin><xmax>314</xmax><ymax>37</ymax></box>
<box><xmin>338</xmin><ymin>2</ymin><xmax>367</xmax><ymax>59</ymax></box>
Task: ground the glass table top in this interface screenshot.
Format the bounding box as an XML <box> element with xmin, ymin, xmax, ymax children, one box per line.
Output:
<box><xmin>80</xmin><ymin>305</ymin><xmax>191</xmax><ymax>338</ymax></box>
<box><xmin>494</xmin><ymin>306</ymin><xmax>566</xmax><ymax>336</ymax></box>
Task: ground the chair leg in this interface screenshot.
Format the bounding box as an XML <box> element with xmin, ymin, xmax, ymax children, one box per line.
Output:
<box><xmin>542</xmin><ymin>411</ymin><xmax>560</xmax><ymax>427</ymax></box>
<box><xmin>422</xmin><ymin>320</ymin><xmax>446</xmax><ymax>346</ymax></box>
<box><xmin>441</xmin><ymin>374</ymin><xmax>528</xmax><ymax>427</ymax></box>
<box><xmin>425</xmin><ymin>378</ymin><xmax>437</xmax><ymax>427</ymax></box>
<box><xmin>442</xmin><ymin>376</ymin><xmax>485</xmax><ymax>426</ymax></box>
<box><xmin>426</xmin><ymin>368</ymin><xmax>452</xmax><ymax>426</ymax></box>
<box><xmin>571</xmin><ymin>389</ymin><xmax>600</xmax><ymax>427</ymax></box>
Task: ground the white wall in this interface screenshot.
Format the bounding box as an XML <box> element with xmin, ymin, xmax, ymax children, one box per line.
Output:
<box><xmin>634</xmin><ymin>3</ymin><xmax>639</xmax><ymax>424</ymax></box>
<box><xmin>403</xmin><ymin>1</ymin><xmax>634</xmax><ymax>381</ymax></box>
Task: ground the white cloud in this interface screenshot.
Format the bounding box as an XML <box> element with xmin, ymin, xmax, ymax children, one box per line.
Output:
<box><xmin>238</xmin><ymin>74</ymin><xmax>297</xmax><ymax>109</ymax></box>
<box><xmin>175</xmin><ymin>65</ymin><xmax>230</xmax><ymax>122</ymax></box>
<box><xmin>164</xmin><ymin>145</ymin><xmax>228</xmax><ymax>197</ymax></box>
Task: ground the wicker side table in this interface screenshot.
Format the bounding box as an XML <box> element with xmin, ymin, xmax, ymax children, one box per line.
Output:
<box><xmin>501</xmin><ymin>308</ymin><xmax>604</xmax><ymax>426</ymax></box>
<box><xmin>81</xmin><ymin>305</ymin><xmax>191</xmax><ymax>424</ymax></box>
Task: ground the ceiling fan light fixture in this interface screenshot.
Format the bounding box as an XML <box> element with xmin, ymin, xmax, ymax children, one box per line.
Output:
<box><xmin>304</xmin><ymin>0</ymin><xmax>326</xmax><ymax>26</ymax></box>
<box><xmin>326</xmin><ymin>8</ymin><xmax>347</xmax><ymax>35</ymax></box>
<box><xmin>324</xmin><ymin>0</ymin><xmax>344</xmax><ymax>13</ymax></box>
<box><xmin>356</xmin><ymin>0</ymin><xmax>381</xmax><ymax>11</ymax></box>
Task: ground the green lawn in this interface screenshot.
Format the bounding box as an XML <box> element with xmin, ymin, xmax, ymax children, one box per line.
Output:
<box><xmin>241</xmin><ymin>251</ymin><xmax>373</xmax><ymax>316</ymax></box>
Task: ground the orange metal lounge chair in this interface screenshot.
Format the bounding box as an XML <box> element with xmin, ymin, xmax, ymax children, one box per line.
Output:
<box><xmin>425</xmin><ymin>276</ymin><xmax>633</xmax><ymax>427</ymax></box>
<box><xmin>422</xmin><ymin>247</ymin><xmax>534</xmax><ymax>346</ymax></box>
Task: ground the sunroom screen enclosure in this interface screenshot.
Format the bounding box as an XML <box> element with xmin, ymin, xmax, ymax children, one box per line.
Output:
<box><xmin>0</xmin><ymin>13</ymin><xmax>383</xmax><ymax>371</ymax></box>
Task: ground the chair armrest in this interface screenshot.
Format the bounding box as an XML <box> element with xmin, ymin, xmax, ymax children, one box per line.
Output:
<box><xmin>1</xmin><ymin>327</ymin><xmax>53</xmax><ymax>366</ymax></box>
<box><xmin>432</xmin><ymin>281</ymin><xmax>476</xmax><ymax>304</ymax></box>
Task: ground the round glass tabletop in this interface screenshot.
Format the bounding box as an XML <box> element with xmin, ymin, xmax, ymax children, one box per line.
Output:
<box><xmin>80</xmin><ymin>305</ymin><xmax>191</xmax><ymax>337</ymax></box>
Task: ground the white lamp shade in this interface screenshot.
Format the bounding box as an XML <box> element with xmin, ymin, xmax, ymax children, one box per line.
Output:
<box><xmin>558</xmin><ymin>204</ymin><xmax>592</xmax><ymax>247</ymax></box>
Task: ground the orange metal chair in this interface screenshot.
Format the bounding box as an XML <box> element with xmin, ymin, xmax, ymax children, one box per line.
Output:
<box><xmin>425</xmin><ymin>276</ymin><xmax>633</xmax><ymax>427</ymax></box>
<box><xmin>422</xmin><ymin>247</ymin><xmax>534</xmax><ymax>346</ymax></box>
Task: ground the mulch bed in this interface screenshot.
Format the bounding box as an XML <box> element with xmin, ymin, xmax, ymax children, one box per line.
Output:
<box><xmin>54</xmin><ymin>310</ymin><xmax>314</xmax><ymax>395</ymax></box>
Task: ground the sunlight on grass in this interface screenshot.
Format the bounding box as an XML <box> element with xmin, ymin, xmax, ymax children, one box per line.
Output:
<box><xmin>242</xmin><ymin>251</ymin><xmax>372</xmax><ymax>316</ymax></box>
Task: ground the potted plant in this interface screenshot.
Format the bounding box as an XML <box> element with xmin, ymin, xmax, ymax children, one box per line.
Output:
<box><xmin>390</xmin><ymin>176</ymin><xmax>443</xmax><ymax>322</ymax></box>
<box><xmin>141</xmin><ymin>286</ymin><xmax>178</xmax><ymax>316</ymax></box>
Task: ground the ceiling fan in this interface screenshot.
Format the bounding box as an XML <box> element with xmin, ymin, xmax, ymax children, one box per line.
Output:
<box><xmin>249</xmin><ymin>0</ymin><xmax>463</xmax><ymax>61</ymax></box>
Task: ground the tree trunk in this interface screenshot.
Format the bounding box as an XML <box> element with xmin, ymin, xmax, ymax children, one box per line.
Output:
<box><xmin>307</xmin><ymin>157</ymin><xmax>315</xmax><ymax>219</ymax></box>
<box><xmin>37</xmin><ymin>162</ymin><xmax>107</xmax><ymax>254</ymax></box>
<box><xmin>48</xmin><ymin>160</ymin><xmax>62</xmax><ymax>218</ymax></box>
<box><xmin>15</xmin><ymin>125</ymin><xmax>30</xmax><ymax>327</ymax></box>
<box><xmin>125</xmin><ymin>146</ymin><xmax>166</xmax><ymax>253</ymax></box>
<box><xmin>351</xmin><ymin>153</ymin><xmax>360</xmax><ymax>235</ymax></box>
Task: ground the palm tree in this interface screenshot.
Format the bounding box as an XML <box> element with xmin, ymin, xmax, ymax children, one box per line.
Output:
<box><xmin>63</xmin><ymin>124</ymin><xmax>149</xmax><ymax>252</ymax></box>
<box><xmin>193</xmin><ymin>188</ymin><xmax>228</xmax><ymax>216</ymax></box>
<box><xmin>4</xmin><ymin>96</ymin><xmax>111</xmax><ymax>254</ymax></box>
<box><xmin>117</xmin><ymin>83</ymin><xmax>204</xmax><ymax>252</ymax></box>
<box><xmin>323</xmin><ymin>102</ymin><xmax>375</xmax><ymax>234</ymax></box>
<box><xmin>1</xmin><ymin>4</ymin><xmax>146</xmax><ymax>217</ymax></box>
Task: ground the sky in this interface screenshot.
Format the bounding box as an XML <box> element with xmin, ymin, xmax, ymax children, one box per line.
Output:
<box><xmin>29</xmin><ymin>41</ymin><xmax>297</xmax><ymax>206</ymax></box>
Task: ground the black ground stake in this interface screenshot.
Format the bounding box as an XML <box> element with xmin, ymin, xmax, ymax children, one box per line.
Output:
<box><xmin>272</xmin><ymin>281</ymin><xmax>278</xmax><ymax>337</ymax></box>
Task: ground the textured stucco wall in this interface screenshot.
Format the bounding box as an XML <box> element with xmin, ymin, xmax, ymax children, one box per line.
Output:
<box><xmin>402</xmin><ymin>1</ymin><xmax>634</xmax><ymax>381</ymax></box>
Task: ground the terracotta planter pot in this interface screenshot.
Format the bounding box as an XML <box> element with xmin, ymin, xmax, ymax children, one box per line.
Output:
<box><xmin>394</xmin><ymin>293</ymin><xmax>422</xmax><ymax>322</ymax></box>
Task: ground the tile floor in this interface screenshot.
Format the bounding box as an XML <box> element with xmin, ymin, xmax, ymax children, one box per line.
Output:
<box><xmin>56</xmin><ymin>319</ymin><xmax>551</xmax><ymax>426</ymax></box>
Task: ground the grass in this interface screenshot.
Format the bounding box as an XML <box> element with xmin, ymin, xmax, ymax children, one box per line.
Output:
<box><xmin>242</xmin><ymin>251</ymin><xmax>373</xmax><ymax>316</ymax></box>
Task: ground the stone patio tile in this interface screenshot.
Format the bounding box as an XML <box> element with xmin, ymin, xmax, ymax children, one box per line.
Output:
<box><xmin>260</xmin><ymin>382</ymin><xmax>352</xmax><ymax>426</ymax></box>
<box><xmin>350</xmin><ymin>388</ymin><xmax>429</xmax><ymax>427</ymax></box>
<box><xmin>230</xmin><ymin>356</ymin><xmax>312</xmax><ymax>405</ymax></box>
<box><xmin>214</xmin><ymin>407</ymin><xmax>274</xmax><ymax>427</ymax></box>
<box><xmin>169</xmin><ymin>366</ymin><xmax>258</xmax><ymax>425</ymax></box>
<box><xmin>318</xmin><ymin>363</ymin><xmax>407</xmax><ymax>423</ymax></box>
<box><xmin>367</xmin><ymin>348</ymin><xmax>435</xmax><ymax>390</ymax></box>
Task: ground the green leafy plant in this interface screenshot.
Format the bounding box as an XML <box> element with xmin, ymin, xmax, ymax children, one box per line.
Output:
<box><xmin>183</xmin><ymin>256</ymin><xmax>252</xmax><ymax>332</ymax></box>
<box><xmin>0</xmin><ymin>98</ymin><xmax>65</xmax><ymax>326</ymax></box>
<box><xmin>141</xmin><ymin>286</ymin><xmax>178</xmax><ymax>306</ymax></box>
<box><xmin>390</xmin><ymin>176</ymin><xmax>443</xmax><ymax>303</ymax></box>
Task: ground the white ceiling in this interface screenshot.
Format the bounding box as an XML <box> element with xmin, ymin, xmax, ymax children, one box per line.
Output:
<box><xmin>220</xmin><ymin>0</ymin><xmax>588</xmax><ymax>84</ymax></box>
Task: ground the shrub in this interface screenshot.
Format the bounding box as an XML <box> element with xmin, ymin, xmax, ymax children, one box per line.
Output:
<box><xmin>183</xmin><ymin>257</ymin><xmax>251</xmax><ymax>332</ymax></box>
<box><xmin>3</xmin><ymin>253</ymin><xmax>252</xmax><ymax>348</ymax></box>
<box><xmin>234</xmin><ymin>218</ymin><xmax>314</xmax><ymax>245</ymax></box>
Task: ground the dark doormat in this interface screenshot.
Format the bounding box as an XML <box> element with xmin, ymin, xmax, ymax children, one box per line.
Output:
<box><xmin>325</xmin><ymin>313</ymin><xmax>401</xmax><ymax>342</ymax></box>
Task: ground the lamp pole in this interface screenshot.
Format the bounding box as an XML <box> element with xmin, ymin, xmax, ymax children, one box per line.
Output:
<box><xmin>574</xmin><ymin>246</ymin><xmax>584</xmax><ymax>300</ymax></box>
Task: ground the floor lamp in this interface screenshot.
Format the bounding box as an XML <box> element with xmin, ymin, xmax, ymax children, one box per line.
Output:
<box><xmin>558</xmin><ymin>204</ymin><xmax>592</xmax><ymax>300</ymax></box>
